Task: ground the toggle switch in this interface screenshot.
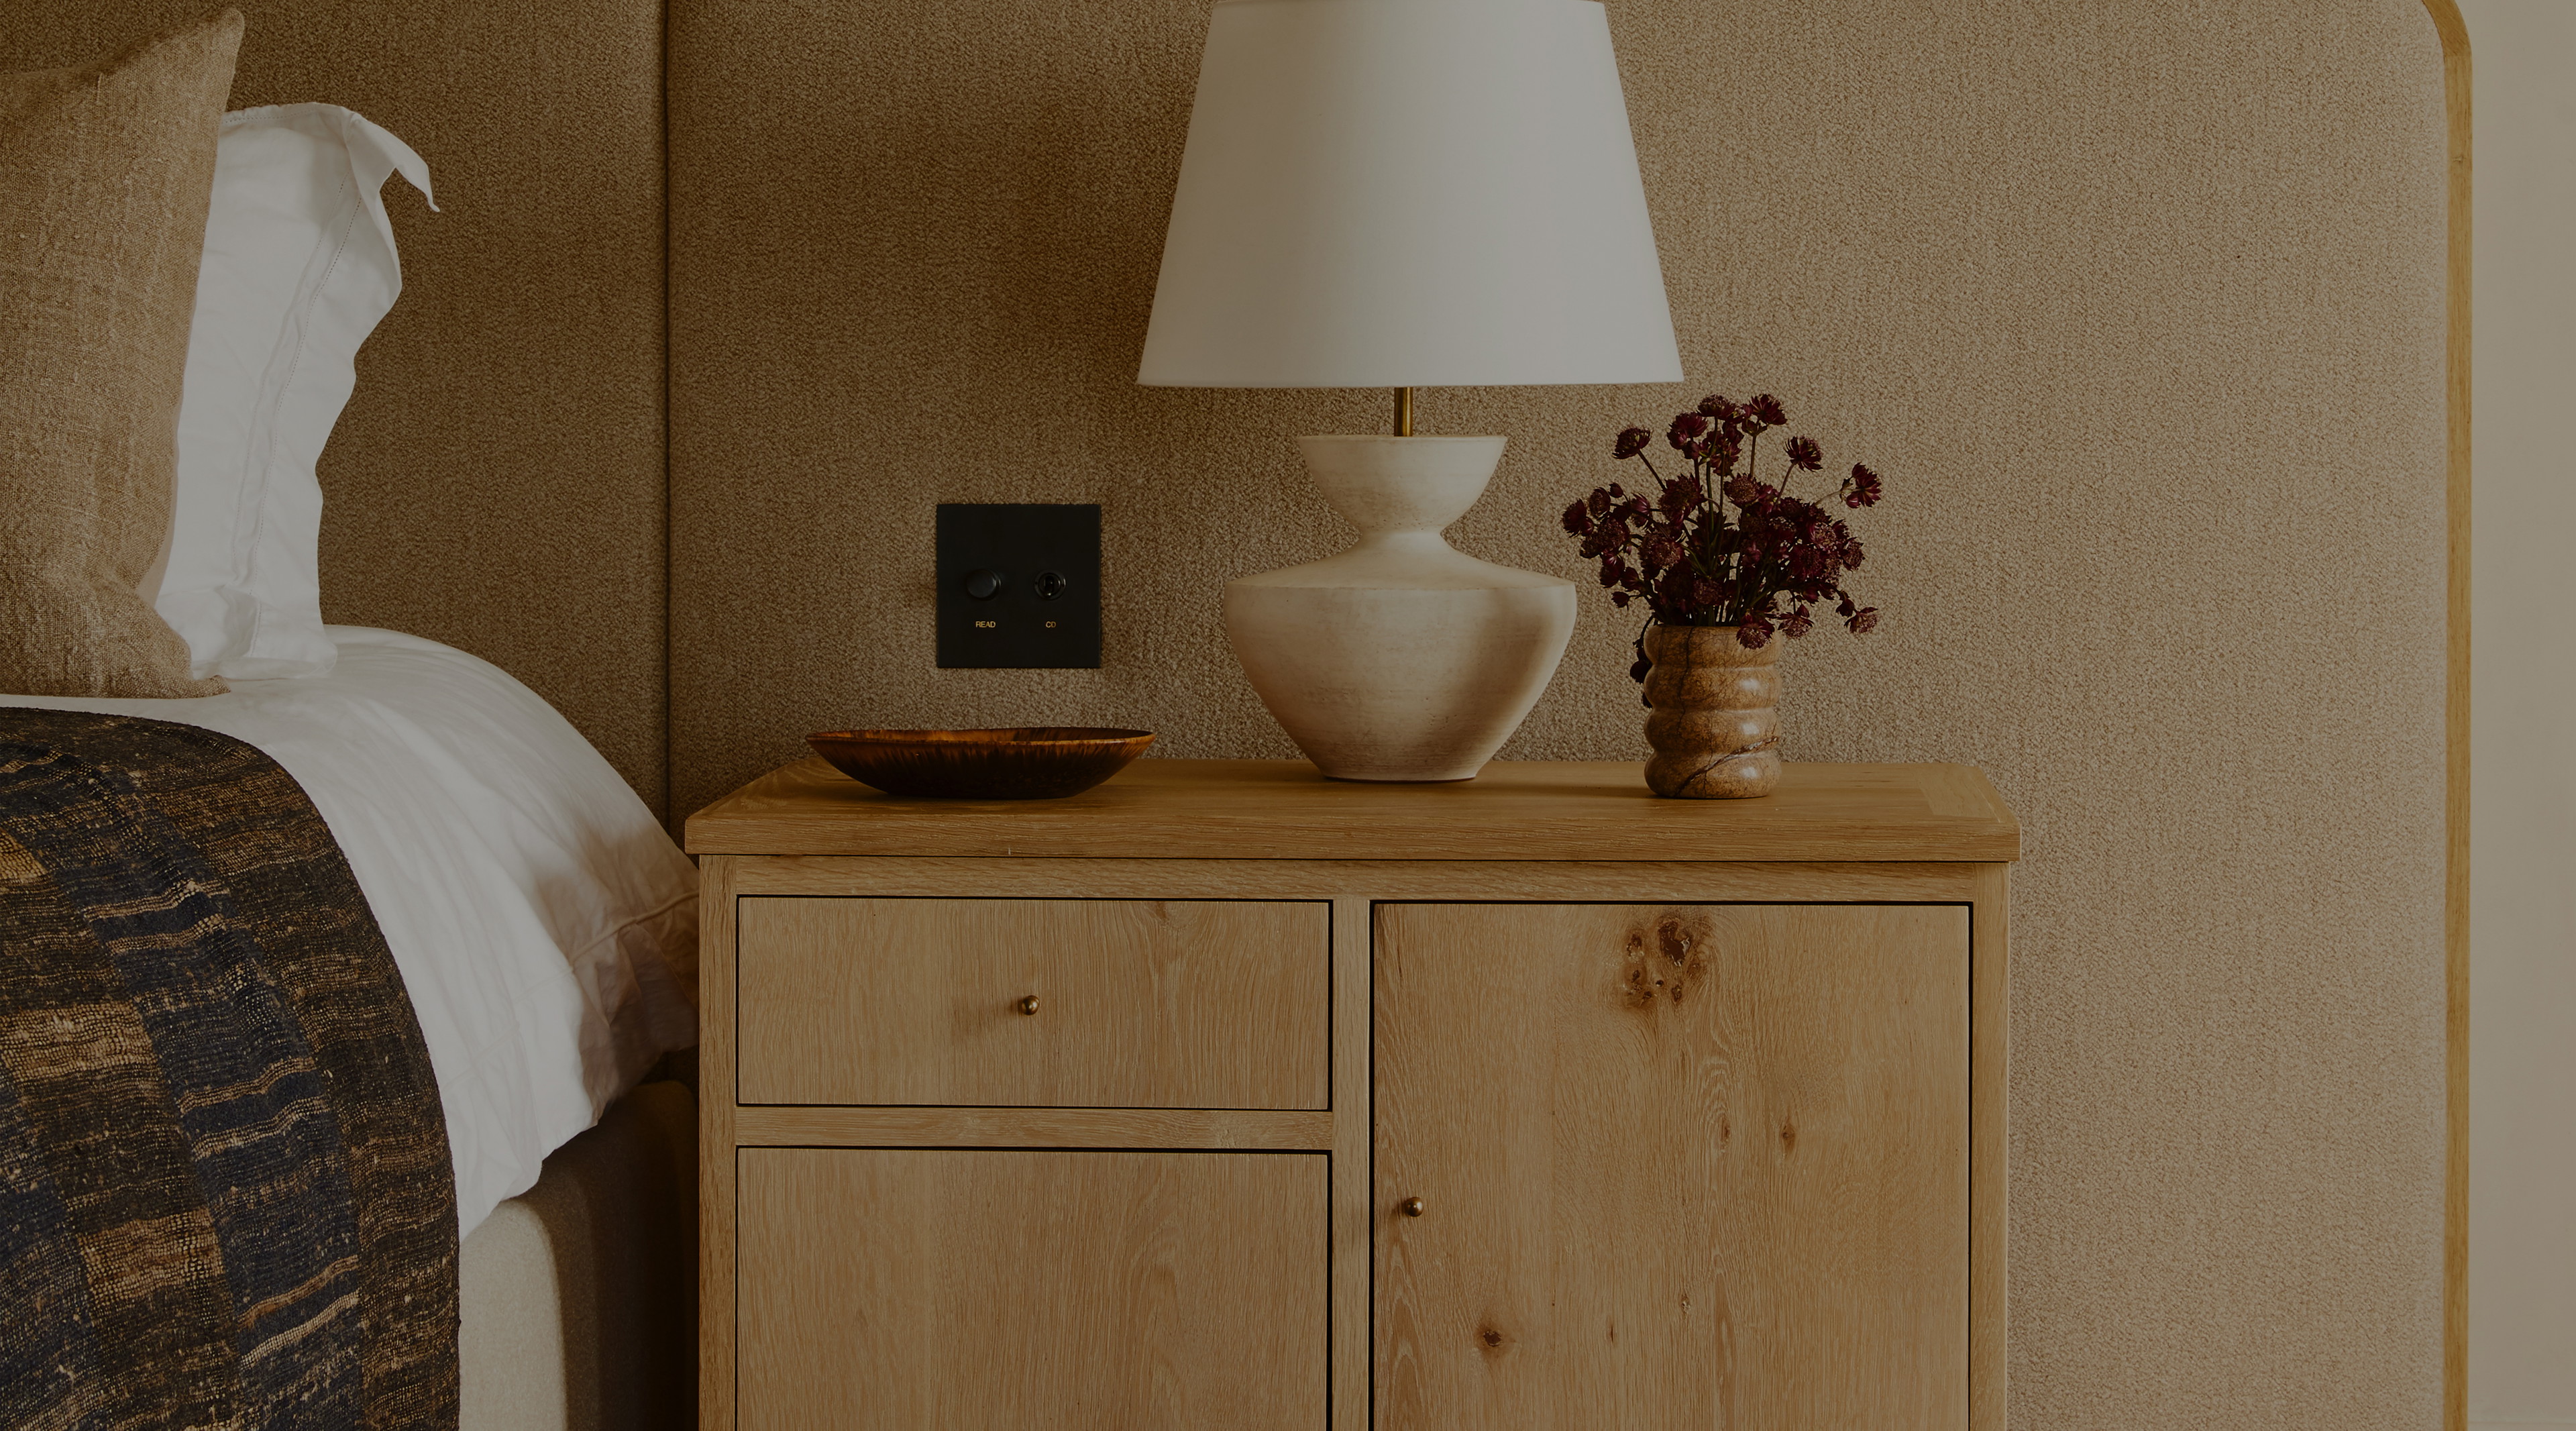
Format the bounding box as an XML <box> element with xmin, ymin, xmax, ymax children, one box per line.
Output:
<box><xmin>935</xmin><ymin>505</ymin><xmax>1102</xmax><ymax>669</ymax></box>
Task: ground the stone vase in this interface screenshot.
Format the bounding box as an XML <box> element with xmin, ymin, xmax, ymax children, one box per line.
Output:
<box><xmin>1642</xmin><ymin>623</ymin><xmax>1782</xmax><ymax>798</ymax></box>
<box><xmin>1224</xmin><ymin>435</ymin><xmax>1576</xmax><ymax>782</ymax></box>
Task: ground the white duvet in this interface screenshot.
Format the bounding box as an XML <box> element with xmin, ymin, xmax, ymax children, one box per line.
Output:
<box><xmin>1</xmin><ymin>627</ymin><xmax>698</xmax><ymax>1237</ymax></box>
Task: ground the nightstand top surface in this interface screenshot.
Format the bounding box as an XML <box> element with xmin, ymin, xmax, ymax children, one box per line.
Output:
<box><xmin>686</xmin><ymin>758</ymin><xmax>2018</xmax><ymax>863</ymax></box>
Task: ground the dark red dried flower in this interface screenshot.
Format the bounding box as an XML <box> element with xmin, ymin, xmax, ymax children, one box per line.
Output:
<box><xmin>1845</xmin><ymin>463</ymin><xmax>1882</xmax><ymax>508</ymax></box>
<box><xmin>1653</xmin><ymin>565</ymin><xmax>1697</xmax><ymax>610</ymax></box>
<box><xmin>1568</xmin><ymin>392</ymin><xmax>1884</xmax><ymax>677</ymax></box>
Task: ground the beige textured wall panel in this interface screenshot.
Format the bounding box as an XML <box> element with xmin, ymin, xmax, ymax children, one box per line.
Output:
<box><xmin>1</xmin><ymin>1</ymin><xmax>668</xmax><ymax>811</ymax></box>
<box><xmin>2459</xmin><ymin>0</ymin><xmax>2576</xmax><ymax>1421</ymax></box>
<box><xmin>669</xmin><ymin>1</ymin><xmax>2449</xmax><ymax>1424</ymax></box>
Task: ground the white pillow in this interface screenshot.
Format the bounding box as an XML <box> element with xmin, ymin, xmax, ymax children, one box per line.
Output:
<box><xmin>154</xmin><ymin>105</ymin><xmax>434</xmax><ymax>680</ymax></box>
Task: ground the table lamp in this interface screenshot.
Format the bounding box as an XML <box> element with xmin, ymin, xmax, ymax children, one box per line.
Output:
<box><xmin>1140</xmin><ymin>0</ymin><xmax>1680</xmax><ymax>782</ymax></box>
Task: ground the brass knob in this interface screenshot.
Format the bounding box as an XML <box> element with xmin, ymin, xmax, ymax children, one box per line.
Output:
<box><xmin>1016</xmin><ymin>995</ymin><xmax>1041</xmax><ymax>1016</ymax></box>
<box><xmin>1399</xmin><ymin>1197</ymin><xmax>1425</xmax><ymax>1218</ymax></box>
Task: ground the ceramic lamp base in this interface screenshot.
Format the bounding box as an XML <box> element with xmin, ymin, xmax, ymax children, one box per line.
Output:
<box><xmin>1224</xmin><ymin>435</ymin><xmax>1574</xmax><ymax>782</ymax></box>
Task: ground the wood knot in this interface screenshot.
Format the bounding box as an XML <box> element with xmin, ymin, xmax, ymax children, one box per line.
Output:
<box><xmin>1655</xmin><ymin>917</ymin><xmax>1691</xmax><ymax>965</ymax></box>
<box><xmin>1619</xmin><ymin>913</ymin><xmax>1713</xmax><ymax>1011</ymax></box>
<box><xmin>1476</xmin><ymin>1325</ymin><xmax>1509</xmax><ymax>1355</ymax></box>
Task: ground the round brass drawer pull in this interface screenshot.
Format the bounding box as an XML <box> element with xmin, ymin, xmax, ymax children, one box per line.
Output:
<box><xmin>1399</xmin><ymin>1197</ymin><xmax>1425</xmax><ymax>1218</ymax></box>
<box><xmin>1016</xmin><ymin>995</ymin><xmax>1041</xmax><ymax>1016</ymax></box>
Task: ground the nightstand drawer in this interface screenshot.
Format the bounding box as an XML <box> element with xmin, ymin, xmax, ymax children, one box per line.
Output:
<box><xmin>735</xmin><ymin>896</ymin><xmax>1330</xmax><ymax>1108</ymax></box>
<box><xmin>739</xmin><ymin>1149</ymin><xmax>1327</xmax><ymax>1428</ymax></box>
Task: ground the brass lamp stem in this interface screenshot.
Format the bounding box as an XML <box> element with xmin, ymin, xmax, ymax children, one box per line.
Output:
<box><xmin>1393</xmin><ymin>386</ymin><xmax>1415</xmax><ymax>437</ymax></box>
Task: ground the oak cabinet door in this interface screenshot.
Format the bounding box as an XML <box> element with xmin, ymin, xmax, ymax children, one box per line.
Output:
<box><xmin>739</xmin><ymin>1149</ymin><xmax>1328</xmax><ymax>1430</ymax></box>
<box><xmin>1375</xmin><ymin>903</ymin><xmax>1969</xmax><ymax>1431</ymax></box>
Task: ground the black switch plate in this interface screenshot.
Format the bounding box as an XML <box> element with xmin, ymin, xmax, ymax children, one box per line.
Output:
<box><xmin>935</xmin><ymin>504</ymin><xmax>1102</xmax><ymax>669</ymax></box>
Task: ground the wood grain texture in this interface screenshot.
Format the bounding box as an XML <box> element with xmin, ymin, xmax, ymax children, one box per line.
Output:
<box><xmin>699</xmin><ymin>856</ymin><xmax>743</xmax><ymax>1431</ymax></box>
<box><xmin>1373</xmin><ymin>903</ymin><xmax>1970</xmax><ymax>1431</ymax></box>
<box><xmin>2422</xmin><ymin>4</ymin><xmax>2471</xmax><ymax>1428</ymax></box>
<box><xmin>1969</xmin><ymin>863</ymin><xmax>2010</xmax><ymax>1431</ymax></box>
<box><xmin>1331</xmin><ymin>896</ymin><xmax>1373</xmax><ymax>1431</ymax></box>
<box><xmin>702</xmin><ymin>779</ymin><xmax>2011</xmax><ymax>1430</ymax></box>
<box><xmin>735</xmin><ymin>897</ymin><xmax>1328</xmax><ymax>1108</ymax></box>
<box><xmin>727</xmin><ymin>855</ymin><xmax>2001</xmax><ymax>906</ymax></box>
<box><xmin>737</xmin><ymin>1149</ymin><xmax>1328</xmax><ymax>1430</ymax></box>
<box><xmin>686</xmin><ymin>759</ymin><xmax>2019</xmax><ymax>863</ymax></box>
<box><xmin>733</xmin><ymin>1105</ymin><xmax>1330</xmax><ymax>1149</ymax></box>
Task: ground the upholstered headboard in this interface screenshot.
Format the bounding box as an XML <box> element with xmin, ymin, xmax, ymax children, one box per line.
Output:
<box><xmin>668</xmin><ymin>3</ymin><xmax>2457</xmax><ymax>1426</ymax></box>
<box><xmin>0</xmin><ymin>2</ymin><xmax>2465</xmax><ymax>1425</ymax></box>
<box><xmin>0</xmin><ymin>0</ymin><xmax>668</xmax><ymax>810</ymax></box>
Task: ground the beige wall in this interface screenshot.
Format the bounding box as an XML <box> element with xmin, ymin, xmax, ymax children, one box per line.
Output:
<box><xmin>2458</xmin><ymin>1</ymin><xmax>2576</xmax><ymax>1427</ymax></box>
<box><xmin>670</xmin><ymin>3</ymin><xmax>2453</xmax><ymax>1425</ymax></box>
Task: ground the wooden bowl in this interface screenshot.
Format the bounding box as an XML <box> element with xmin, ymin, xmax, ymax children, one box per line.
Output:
<box><xmin>806</xmin><ymin>727</ymin><xmax>1156</xmax><ymax>800</ymax></box>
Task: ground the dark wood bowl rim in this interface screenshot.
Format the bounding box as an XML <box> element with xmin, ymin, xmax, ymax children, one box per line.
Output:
<box><xmin>808</xmin><ymin>727</ymin><xmax>1154</xmax><ymax>748</ymax></box>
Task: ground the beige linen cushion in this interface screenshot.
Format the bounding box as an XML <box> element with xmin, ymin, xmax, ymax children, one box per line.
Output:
<box><xmin>0</xmin><ymin>10</ymin><xmax>242</xmax><ymax>698</ymax></box>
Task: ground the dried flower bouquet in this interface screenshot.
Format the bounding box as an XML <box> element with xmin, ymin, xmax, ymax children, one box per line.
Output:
<box><xmin>1561</xmin><ymin>393</ymin><xmax>1885</xmax><ymax>682</ymax></box>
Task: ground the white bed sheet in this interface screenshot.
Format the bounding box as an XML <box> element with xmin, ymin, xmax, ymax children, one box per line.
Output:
<box><xmin>1</xmin><ymin>626</ymin><xmax>697</xmax><ymax>1237</ymax></box>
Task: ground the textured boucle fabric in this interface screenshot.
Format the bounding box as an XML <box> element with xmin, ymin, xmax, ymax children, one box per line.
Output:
<box><xmin>668</xmin><ymin>2</ymin><xmax>2449</xmax><ymax>1425</ymax></box>
<box><xmin>456</xmin><ymin>1081</ymin><xmax>698</xmax><ymax>1431</ymax></box>
<box><xmin>0</xmin><ymin>13</ymin><xmax>238</xmax><ymax>700</ymax></box>
<box><xmin>0</xmin><ymin>1</ymin><xmax>670</xmax><ymax>811</ymax></box>
<box><xmin>0</xmin><ymin>708</ymin><xmax>457</xmax><ymax>1428</ymax></box>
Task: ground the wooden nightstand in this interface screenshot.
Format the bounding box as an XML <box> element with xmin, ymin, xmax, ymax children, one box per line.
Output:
<box><xmin>686</xmin><ymin>759</ymin><xmax>2016</xmax><ymax>1431</ymax></box>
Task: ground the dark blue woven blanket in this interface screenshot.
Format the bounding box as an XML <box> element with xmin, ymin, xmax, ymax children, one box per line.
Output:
<box><xmin>0</xmin><ymin>710</ymin><xmax>455</xmax><ymax>1430</ymax></box>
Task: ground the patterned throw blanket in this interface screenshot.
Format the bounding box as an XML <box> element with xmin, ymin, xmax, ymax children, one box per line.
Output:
<box><xmin>0</xmin><ymin>710</ymin><xmax>456</xmax><ymax>1430</ymax></box>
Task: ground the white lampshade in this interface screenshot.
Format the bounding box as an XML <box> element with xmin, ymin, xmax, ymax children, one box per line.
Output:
<box><xmin>1138</xmin><ymin>0</ymin><xmax>1682</xmax><ymax>389</ymax></box>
